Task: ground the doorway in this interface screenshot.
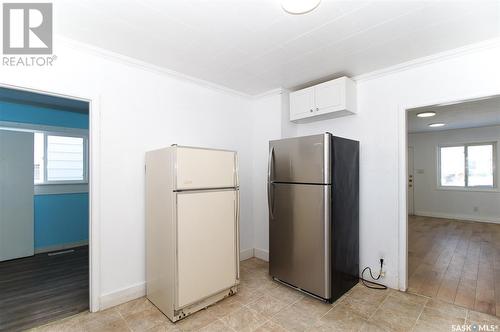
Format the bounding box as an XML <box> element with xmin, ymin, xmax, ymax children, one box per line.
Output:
<box><xmin>404</xmin><ymin>95</ymin><xmax>500</xmax><ymax>318</ymax></box>
<box><xmin>0</xmin><ymin>86</ymin><xmax>93</xmax><ymax>330</ymax></box>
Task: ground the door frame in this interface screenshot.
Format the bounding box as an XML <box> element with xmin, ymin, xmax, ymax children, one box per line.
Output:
<box><xmin>397</xmin><ymin>92</ymin><xmax>500</xmax><ymax>292</ymax></box>
<box><xmin>407</xmin><ymin>146</ymin><xmax>414</xmax><ymax>216</ymax></box>
<box><xmin>0</xmin><ymin>82</ymin><xmax>101</xmax><ymax>312</ymax></box>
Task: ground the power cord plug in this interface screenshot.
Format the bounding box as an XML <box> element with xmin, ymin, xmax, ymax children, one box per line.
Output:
<box><xmin>360</xmin><ymin>258</ymin><xmax>388</xmax><ymax>290</ymax></box>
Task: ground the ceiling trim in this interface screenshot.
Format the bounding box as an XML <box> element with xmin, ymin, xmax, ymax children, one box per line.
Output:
<box><xmin>264</xmin><ymin>38</ymin><xmax>500</xmax><ymax>95</ymax></box>
<box><xmin>352</xmin><ymin>37</ymin><xmax>500</xmax><ymax>83</ymax></box>
<box><xmin>56</xmin><ymin>35</ymin><xmax>500</xmax><ymax>98</ymax></box>
<box><xmin>252</xmin><ymin>88</ymin><xmax>284</xmax><ymax>100</ymax></box>
<box><xmin>56</xmin><ymin>35</ymin><xmax>253</xmax><ymax>100</ymax></box>
<box><xmin>409</xmin><ymin>123</ymin><xmax>500</xmax><ymax>135</ymax></box>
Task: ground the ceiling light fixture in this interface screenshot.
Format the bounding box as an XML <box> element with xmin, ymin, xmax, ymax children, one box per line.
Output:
<box><xmin>281</xmin><ymin>0</ymin><xmax>321</xmax><ymax>15</ymax></box>
<box><xmin>416</xmin><ymin>111</ymin><xmax>436</xmax><ymax>118</ymax></box>
<box><xmin>429</xmin><ymin>123</ymin><xmax>445</xmax><ymax>128</ymax></box>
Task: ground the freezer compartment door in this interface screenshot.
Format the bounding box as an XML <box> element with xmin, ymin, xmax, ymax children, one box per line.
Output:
<box><xmin>176</xmin><ymin>190</ymin><xmax>238</xmax><ymax>308</ymax></box>
<box><xmin>269</xmin><ymin>133</ymin><xmax>331</xmax><ymax>184</ymax></box>
<box><xmin>269</xmin><ymin>183</ymin><xmax>331</xmax><ymax>299</ymax></box>
<box><xmin>175</xmin><ymin>147</ymin><xmax>237</xmax><ymax>190</ymax></box>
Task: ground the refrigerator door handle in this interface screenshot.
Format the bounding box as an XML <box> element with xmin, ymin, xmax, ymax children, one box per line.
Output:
<box><xmin>234</xmin><ymin>152</ymin><xmax>240</xmax><ymax>188</ymax></box>
<box><xmin>267</xmin><ymin>146</ymin><xmax>275</xmax><ymax>219</ymax></box>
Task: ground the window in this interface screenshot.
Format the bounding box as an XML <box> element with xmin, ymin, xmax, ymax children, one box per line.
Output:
<box><xmin>34</xmin><ymin>132</ymin><xmax>88</xmax><ymax>184</ymax></box>
<box><xmin>439</xmin><ymin>143</ymin><xmax>496</xmax><ymax>188</ymax></box>
<box><xmin>440</xmin><ymin>146</ymin><xmax>465</xmax><ymax>186</ymax></box>
<box><xmin>34</xmin><ymin>133</ymin><xmax>44</xmax><ymax>183</ymax></box>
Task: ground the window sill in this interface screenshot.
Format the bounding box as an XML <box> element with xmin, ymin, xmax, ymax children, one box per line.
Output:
<box><xmin>35</xmin><ymin>181</ymin><xmax>88</xmax><ymax>186</ymax></box>
<box><xmin>436</xmin><ymin>186</ymin><xmax>499</xmax><ymax>193</ymax></box>
<box><xmin>34</xmin><ymin>183</ymin><xmax>89</xmax><ymax>195</ymax></box>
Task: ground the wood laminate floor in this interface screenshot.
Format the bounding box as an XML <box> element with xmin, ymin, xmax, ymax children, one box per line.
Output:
<box><xmin>0</xmin><ymin>246</ymin><xmax>89</xmax><ymax>332</ymax></box>
<box><xmin>408</xmin><ymin>215</ymin><xmax>500</xmax><ymax>318</ymax></box>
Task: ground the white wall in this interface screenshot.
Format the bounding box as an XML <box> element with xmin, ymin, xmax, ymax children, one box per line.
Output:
<box><xmin>3</xmin><ymin>33</ymin><xmax>500</xmax><ymax>304</ymax></box>
<box><xmin>249</xmin><ymin>93</ymin><xmax>282</xmax><ymax>260</ymax></box>
<box><xmin>249</xmin><ymin>90</ymin><xmax>298</xmax><ymax>261</ymax></box>
<box><xmin>408</xmin><ymin>126</ymin><xmax>500</xmax><ymax>223</ymax></box>
<box><xmin>0</xmin><ymin>37</ymin><xmax>254</xmax><ymax>307</ymax></box>
<box><xmin>249</xmin><ymin>41</ymin><xmax>500</xmax><ymax>289</ymax></box>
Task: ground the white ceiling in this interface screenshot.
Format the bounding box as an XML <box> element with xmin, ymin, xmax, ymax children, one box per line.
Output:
<box><xmin>408</xmin><ymin>96</ymin><xmax>500</xmax><ymax>133</ymax></box>
<box><xmin>54</xmin><ymin>0</ymin><xmax>500</xmax><ymax>95</ymax></box>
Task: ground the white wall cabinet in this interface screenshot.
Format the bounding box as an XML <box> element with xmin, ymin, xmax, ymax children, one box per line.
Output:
<box><xmin>290</xmin><ymin>76</ymin><xmax>356</xmax><ymax>122</ymax></box>
<box><xmin>289</xmin><ymin>87</ymin><xmax>315</xmax><ymax>120</ymax></box>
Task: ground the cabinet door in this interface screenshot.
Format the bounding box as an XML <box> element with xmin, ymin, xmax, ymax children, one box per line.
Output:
<box><xmin>290</xmin><ymin>87</ymin><xmax>314</xmax><ymax>121</ymax></box>
<box><xmin>176</xmin><ymin>190</ymin><xmax>237</xmax><ymax>308</ymax></box>
<box><xmin>314</xmin><ymin>80</ymin><xmax>344</xmax><ymax>112</ymax></box>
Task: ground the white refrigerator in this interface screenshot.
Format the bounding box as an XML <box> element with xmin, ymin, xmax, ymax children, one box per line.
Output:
<box><xmin>145</xmin><ymin>145</ymin><xmax>240</xmax><ymax>322</ymax></box>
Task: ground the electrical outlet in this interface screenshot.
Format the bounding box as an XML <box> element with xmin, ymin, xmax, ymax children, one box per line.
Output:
<box><xmin>380</xmin><ymin>257</ymin><xmax>385</xmax><ymax>278</ymax></box>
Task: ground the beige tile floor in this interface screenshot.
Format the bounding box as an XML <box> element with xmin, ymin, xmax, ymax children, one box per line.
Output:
<box><xmin>31</xmin><ymin>258</ymin><xmax>500</xmax><ymax>331</ymax></box>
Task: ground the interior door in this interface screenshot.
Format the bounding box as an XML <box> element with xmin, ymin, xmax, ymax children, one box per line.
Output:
<box><xmin>176</xmin><ymin>147</ymin><xmax>236</xmax><ymax>190</ymax></box>
<box><xmin>176</xmin><ymin>190</ymin><xmax>237</xmax><ymax>308</ymax></box>
<box><xmin>407</xmin><ymin>146</ymin><xmax>415</xmax><ymax>215</ymax></box>
<box><xmin>290</xmin><ymin>87</ymin><xmax>314</xmax><ymax>120</ymax></box>
<box><xmin>269</xmin><ymin>183</ymin><xmax>330</xmax><ymax>299</ymax></box>
<box><xmin>0</xmin><ymin>130</ymin><xmax>34</xmax><ymax>262</ymax></box>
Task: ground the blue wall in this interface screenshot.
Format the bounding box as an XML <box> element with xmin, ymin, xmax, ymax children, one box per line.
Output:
<box><xmin>34</xmin><ymin>194</ymin><xmax>89</xmax><ymax>249</ymax></box>
<box><xmin>0</xmin><ymin>100</ymin><xmax>88</xmax><ymax>129</ymax></box>
<box><xmin>0</xmin><ymin>97</ymin><xmax>89</xmax><ymax>250</ymax></box>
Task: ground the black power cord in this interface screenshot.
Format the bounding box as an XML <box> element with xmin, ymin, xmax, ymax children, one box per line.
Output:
<box><xmin>360</xmin><ymin>258</ymin><xmax>388</xmax><ymax>290</ymax></box>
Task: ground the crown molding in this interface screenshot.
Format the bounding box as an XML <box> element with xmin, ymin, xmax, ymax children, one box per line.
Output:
<box><xmin>55</xmin><ymin>35</ymin><xmax>252</xmax><ymax>100</ymax></box>
<box><xmin>55</xmin><ymin>35</ymin><xmax>500</xmax><ymax>100</ymax></box>
<box><xmin>352</xmin><ymin>38</ymin><xmax>500</xmax><ymax>83</ymax></box>
<box><xmin>409</xmin><ymin>123</ymin><xmax>500</xmax><ymax>135</ymax></box>
<box><xmin>256</xmin><ymin>39</ymin><xmax>500</xmax><ymax>95</ymax></box>
<box><xmin>251</xmin><ymin>88</ymin><xmax>284</xmax><ymax>100</ymax></box>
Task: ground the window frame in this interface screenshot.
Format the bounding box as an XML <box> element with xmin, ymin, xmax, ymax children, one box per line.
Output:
<box><xmin>437</xmin><ymin>141</ymin><xmax>497</xmax><ymax>191</ymax></box>
<box><xmin>35</xmin><ymin>131</ymin><xmax>89</xmax><ymax>185</ymax></box>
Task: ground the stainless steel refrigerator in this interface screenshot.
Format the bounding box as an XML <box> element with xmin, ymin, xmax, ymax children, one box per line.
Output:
<box><xmin>268</xmin><ymin>133</ymin><xmax>359</xmax><ymax>302</ymax></box>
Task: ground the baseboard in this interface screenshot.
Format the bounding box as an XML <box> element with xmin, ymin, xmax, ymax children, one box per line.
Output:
<box><xmin>254</xmin><ymin>248</ymin><xmax>269</xmax><ymax>262</ymax></box>
<box><xmin>414</xmin><ymin>211</ymin><xmax>500</xmax><ymax>224</ymax></box>
<box><xmin>35</xmin><ymin>240</ymin><xmax>89</xmax><ymax>254</ymax></box>
<box><xmin>240</xmin><ymin>248</ymin><xmax>269</xmax><ymax>261</ymax></box>
<box><xmin>240</xmin><ymin>248</ymin><xmax>254</xmax><ymax>261</ymax></box>
<box><xmin>100</xmin><ymin>282</ymin><xmax>146</xmax><ymax>310</ymax></box>
<box><xmin>99</xmin><ymin>248</ymin><xmax>265</xmax><ymax>311</ymax></box>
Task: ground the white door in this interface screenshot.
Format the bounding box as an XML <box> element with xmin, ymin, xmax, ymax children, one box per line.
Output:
<box><xmin>290</xmin><ymin>87</ymin><xmax>315</xmax><ymax>120</ymax></box>
<box><xmin>407</xmin><ymin>146</ymin><xmax>415</xmax><ymax>215</ymax></box>
<box><xmin>0</xmin><ymin>130</ymin><xmax>34</xmax><ymax>261</ymax></box>
<box><xmin>176</xmin><ymin>190</ymin><xmax>237</xmax><ymax>308</ymax></box>
<box><xmin>176</xmin><ymin>147</ymin><xmax>236</xmax><ymax>190</ymax></box>
<box><xmin>314</xmin><ymin>80</ymin><xmax>343</xmax><ymax>112</ymax></box>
